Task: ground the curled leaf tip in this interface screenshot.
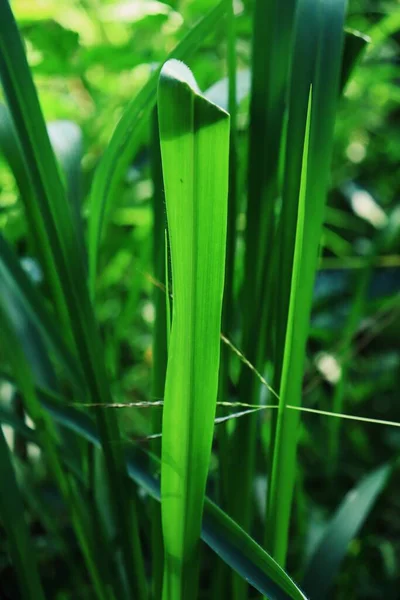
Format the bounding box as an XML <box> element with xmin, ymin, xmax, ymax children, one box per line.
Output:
<box><xmin>160</xmin><ymin>59</ymin><xmax>200</xmax><ymax>93</ymax></box>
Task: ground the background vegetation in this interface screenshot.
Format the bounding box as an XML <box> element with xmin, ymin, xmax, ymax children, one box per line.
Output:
<box><xmin>0</xmin><ymin>0</ymin><xmax>399</xmax><ymax>599</ymax></box>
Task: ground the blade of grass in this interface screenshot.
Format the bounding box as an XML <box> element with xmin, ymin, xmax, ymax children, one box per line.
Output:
<box><xmin>214</xmin><ymin>2</ymin><xmax>238</xmax><ymax>596</ymax></box>
<box><xmin>150</xmin><ymin>107</ymin><xmax>167</xmax><ymax>599</ymax></box>
<box><xmin>267</xmin><ymin>84</ymin><xmax>313</xmax><ymax>565</ymax></box>
<box><xmin>87</xmin><ymin>0</ymin><xmax>228</xmax><ymax>295</ymax></box>
<box><xmin>267</xmin><ymin>0</ymin><xmax>347</xmax><ymax>567</ymax></box>
<box><xmin>158</xmin><ymin>59</ymin><xmax>229</xmax><ymax>600</ymax></box>
<box><xmin>302</xmin><ymin>464</ymin><xmax>392</xmax><ymax>599</ymax></box>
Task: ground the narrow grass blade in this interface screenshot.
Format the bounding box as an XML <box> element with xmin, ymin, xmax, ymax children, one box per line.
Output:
<box><xmin>267</xmin><ymin>85</ymin><xmax>313</xmax><ymax>565</ymax></box>
<box><xmin>302</xmin><ymin>464</ymin><xmax>391</xmax><ymax>599</ymax></box>
<box><xmin>88</xmin><ymin>0</ymin><xmax>227</xmax><ymax>294</ymax></box>
<box><xmin>0</xmin><ymin>425</ymin><xmax>46</xmax><ymax>600</ymax></box>
<box><xmin>158</xmin><ymin>60</ymin><xmax>229</xmax><ymax>600</ymax></box>
<box><xmin>214</xmin><ymin>2</ymin><xmax>239</xmax><ymax>595</ymax></box>
<box><xmin>150</xmin><ymin>108</ymin><xmax>167</xmax><ymax>599</ymax></box>
<box><xmin>0</xmin><ymin>400</ymin><xmax>308</xmax><ymax>600</ymax></box>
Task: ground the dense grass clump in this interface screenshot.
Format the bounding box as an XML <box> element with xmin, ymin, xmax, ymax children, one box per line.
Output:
<box><xmin>0</xmin><ymin>1</ymin><xmax>399</xmax><ymax>599</ymax></box>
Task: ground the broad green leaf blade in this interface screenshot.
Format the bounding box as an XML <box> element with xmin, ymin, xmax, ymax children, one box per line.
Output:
<box><xmin>202</xmin><ymin>498</ymin><xmax>308</xmax><ymax>600</ymax></box>
<box><xmin>158</xmin><ymin>59</ymin><xmax>229</xmax><ymax>600</ymax></box>
<box><xmin>87</xmin><ymin>0</ymin><xmax>227</xmax><ymax>294</ymax></box>
<box><xmin>0</xmin><ymin>426</ymin><xmax>46</xmax><ymax>600</ymax></box>
<box><xmin>0</xmin><ymin>397</ymin><xmax>307</xmax><ymax>600</ymax></box>
<box><xmin>267</xmin><ymin>0</ymin><xmax>347</xmax><ymax>567</ymax></box>
<box><xmin>302</xmin><ymin>464</ymin><xmax>391</xmax><ymax>599</ymax></box>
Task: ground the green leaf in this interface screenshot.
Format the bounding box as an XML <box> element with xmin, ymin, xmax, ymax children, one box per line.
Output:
<box><xmin>158</xmin><ymin>59</ymin><xmax>229</xmax><ymax>600</ymax></box>
<box><xmin>87</xmin><ymin>0</ymin><xmax>227</xmax><ymax>294</ymax></box>
<box><xmin>150</xmin><ymin>107</ymin><xmax>167</xmax><ymax>599</ymax></box>
<box><xmin>302</xmin><ymin>464</ymin><xmax>391</xmax><ymax>599</ymax></box>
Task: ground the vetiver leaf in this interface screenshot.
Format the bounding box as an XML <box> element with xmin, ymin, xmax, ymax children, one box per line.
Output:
<box><xmin>87</xmin><ymin>0</ymin><xmax>227</xmax><ymax>294</ymax></box>
<box><xmin>302</xmin><ymin>464</ymin><xmax>391</xmax><ymax>599</ymax></box>
<box><xmin>150</xmin><ymin>108</ymin><xmax>167</xmax><ymax>599</ymax></box>
<box><xmin>158</xmin><ymin>59</ymin><xmax>229</xmax><ymax>600</ymax></box>
<box><xmin>0</xmin><ymin>426</ymin><xmax>45</xmax><ymax>600</ymax></box>
<box><xmin>267</xmin><ymin>0</ymin><xmax>348</xmax><ymax>567</ymax></box>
